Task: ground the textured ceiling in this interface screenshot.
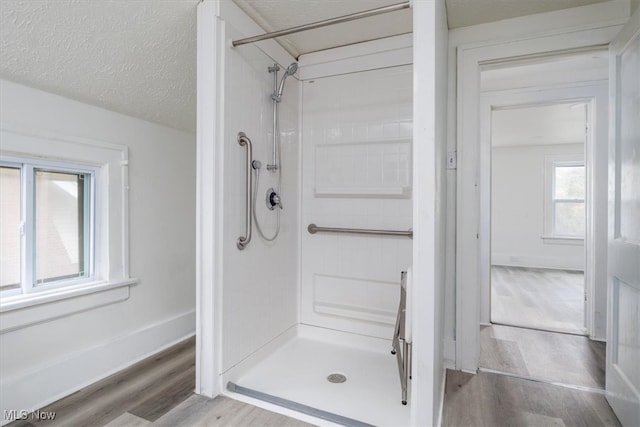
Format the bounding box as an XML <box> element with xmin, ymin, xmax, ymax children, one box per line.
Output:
<box><xmin>0</xmin><ymin>0</ymin><xmax>619</xmax><ymax>134</ymax></box>
<box><xmin>0</xmin><ymin>0</ymin><xmax>198</xmax><ymax>132</ymax></box>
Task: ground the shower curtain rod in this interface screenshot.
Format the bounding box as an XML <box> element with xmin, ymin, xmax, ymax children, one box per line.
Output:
<box><xmin>232</xmin><ymin>1</ymin><xmax>411</xmax><ymax>48</ymax></box>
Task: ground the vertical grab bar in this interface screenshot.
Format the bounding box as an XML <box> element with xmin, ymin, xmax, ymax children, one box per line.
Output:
<box><xmin>237</xmin><ymin>132</ymin><xmax>253</xmax><ymax>250</ymax></box>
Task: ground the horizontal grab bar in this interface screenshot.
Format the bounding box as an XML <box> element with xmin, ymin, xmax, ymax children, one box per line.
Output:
<box><xmin>307</xmin><ymin>224</ymin><xmax>413</xmax><ymax>239</ymax></box>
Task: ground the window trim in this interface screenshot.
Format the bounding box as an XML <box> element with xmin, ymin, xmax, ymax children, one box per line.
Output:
<box><xmin>0</xmin><ymin>161</ymin><xmax>22</xmax><ymax>297</ymax></box>
<box><xmin>0</xmin><ymin>126</ymin><xmax>137</xmax><ymax>332</ymax></box>
<box><xmin>543</xmin><ymin>154</ymin><xmax>585</xmax><ymax>242</ymax></box>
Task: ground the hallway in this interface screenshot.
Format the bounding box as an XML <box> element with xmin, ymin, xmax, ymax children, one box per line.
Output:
<box><xmin>442</xmin><ymin>324</ymin><xmax>618</xmax><ymax>426</ymax></box>
<box><xmin>442</xmin><ymin>369</ymin><xmax>619</xmax><ymax>426</ymax></box>
<box><xmin>481</xmin><ymin>324</ymin><xmax>605</xmax><ymax>388</ymax></box>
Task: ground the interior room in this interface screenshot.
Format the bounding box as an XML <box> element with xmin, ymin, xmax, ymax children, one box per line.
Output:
<box><xmin>490</xmin><ymin>101</ymin><xmax>588</xmax><ymax>334</ymax></box>
<box><xmin>0</xmin><ymin>0</ymin><xmax>638</xmax><ymax>426</ymax></box>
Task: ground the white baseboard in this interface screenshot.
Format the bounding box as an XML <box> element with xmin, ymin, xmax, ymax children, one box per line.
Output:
<box><xmin>491</xmin><ymin>254</ymin><xmax>584</xmax><ymax>271</ymax></box>
<box><xmin>0</xmin><ymin>310</ymin><xmax>195</xmax><ymax>426</ymax></box>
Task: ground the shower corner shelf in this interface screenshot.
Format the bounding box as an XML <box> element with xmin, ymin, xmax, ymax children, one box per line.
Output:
<box><xmin>314</xmin><ymin>186</ymin><xmax>411</xmax><ymax>198</ymax></box>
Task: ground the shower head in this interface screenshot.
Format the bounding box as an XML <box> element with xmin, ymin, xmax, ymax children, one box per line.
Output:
<box><xmin>285</xmin><ymin>62</ymin><xmax>298</xmax><ymax>76</ymax></box>
<box><xmin>273</xmin><ymin>62</ymin><xmax>298</xmax><ymax>102</ymax></box>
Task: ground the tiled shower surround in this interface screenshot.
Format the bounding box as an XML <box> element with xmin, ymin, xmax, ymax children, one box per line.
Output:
<box><xmin>301</xmin><ymin>65</ymin><xmax>413</xmax><ymax>339</ymax></box>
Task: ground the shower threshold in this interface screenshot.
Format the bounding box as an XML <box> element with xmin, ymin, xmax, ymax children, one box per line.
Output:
<box><xmin>227</xmin><ymin>382</ymin><xmax>374</xmax><ymax>427</ymax></box>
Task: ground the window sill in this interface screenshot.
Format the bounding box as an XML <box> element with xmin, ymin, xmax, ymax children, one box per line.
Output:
<box><xmin>0</xmin><ymin>278</ymin><xmax>137</xmax><ymax>334</ymax></box>
<box><xmin>541</xmin><ymin>235</ymin><xmax>584</xmax><ymax>246</ymax></box>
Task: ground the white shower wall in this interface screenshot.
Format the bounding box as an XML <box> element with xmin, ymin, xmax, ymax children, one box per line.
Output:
<box><xmin>301</xmin><ymin>66</ymin><xmax>413</xmax><ymax>339</ymax></box>
<box><xmin>221</xmin><ymin>24</ymin><xmax>300</xmax><ymax>373</ymax></box>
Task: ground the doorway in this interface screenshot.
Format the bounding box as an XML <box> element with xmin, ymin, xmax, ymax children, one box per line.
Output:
<box><xmin>453</xmin><ymin>10</ymin><xmax>638</xmax><ymax>424</ymax></box>
<box><xmin>474</xmin><ymin>53</ymin><xmax>610</xmax><ymax>391</ymax></box>
<box><xmin>489</xmin><ymin>102</ymin><xmax>587</xmax><ymax>335</ymax></box>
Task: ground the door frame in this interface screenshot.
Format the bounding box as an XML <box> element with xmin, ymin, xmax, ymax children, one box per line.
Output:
<box><xmin>478</xmin><ymin>83</ymin><xmax>608</xmax><ymax>339</ymax></box>
<box><xmin>455</xmin><ymin>23</ymin><xmax>624</xmax><ymax>372</ymax></box>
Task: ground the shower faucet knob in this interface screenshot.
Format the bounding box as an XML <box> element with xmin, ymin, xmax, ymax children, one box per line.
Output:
<box><xmin>266</xmin><ymin>188</ymin><xmax>283</xmax><ymax>210</ymax></box>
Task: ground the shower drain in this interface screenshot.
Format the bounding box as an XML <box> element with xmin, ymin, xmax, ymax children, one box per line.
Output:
<box><xmin>326</xmin><ymin>373</ymin><xmax>347</xmax><ymax>384</ymax></box>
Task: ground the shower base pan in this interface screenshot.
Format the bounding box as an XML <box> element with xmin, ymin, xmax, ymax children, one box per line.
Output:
<box><xmin>223</xmin><ymin>325</ymin><xmax>411</xmax><ymax>426</ymax></box>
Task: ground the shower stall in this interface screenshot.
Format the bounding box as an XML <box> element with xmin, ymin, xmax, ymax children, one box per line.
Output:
<box><xmin>196</xmin><ymin>1</ymin><xmax>445</xmax><ymax>425</ymax></box>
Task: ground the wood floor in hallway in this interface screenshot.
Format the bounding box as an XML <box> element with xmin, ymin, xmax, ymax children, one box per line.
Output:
<box><xmin>491</xmin><ymin>266</ymin><xmax>585</xmax><ymax>334</ymax></box>
<box><xmin>441</xmin><ymin>369</ymin><xmax>620</xmax><ymax>427</ymax></box>
<box><xmin>441</xmin><ymin>323</ymin><xmax>617</xmax><ymax>426</ymax></box>
<box><xmin>481</xmin><ymin>324</ymin><xmax>605</xmax><ymax>388</ymax></box>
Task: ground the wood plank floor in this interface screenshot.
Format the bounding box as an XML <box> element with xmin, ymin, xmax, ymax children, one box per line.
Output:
<box><xmin>481</xmin><ymin>324</ymin><xmax>605</xmax><ymax>389</ymax></box>
<box><xmin>7</xmin><ymin>333</ymin><xmax>618</xmax><ymax>427</ymax></box>
<box><xmin>6</xmin><ymin>337</ymin><xmax>309</xmax><ymax>427</ymax></box>
<box><xmin>491</xmin><ymin>266</ymin><xmax>585</xmax><ymax>334</ymax></box>
<box><xmin>153</xmin><ymin>395</ymin><xmax>311</xmax><ymax>427</ymax></box>
<box><xmin>442</xmin><ymin>369</ymin><xmax>620</xmax><ymax>427</ymax></box>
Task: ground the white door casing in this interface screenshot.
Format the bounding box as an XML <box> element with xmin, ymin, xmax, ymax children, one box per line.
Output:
<box><xmin>606</xmin><ymin>9</ymin><xmax>640</xmax><ymax>426</ymax></box>
<box><xmin>456</xmin><ymin>23</ymin><xmax>623</xmax><ymax>372</ymax></box>
<box><xmin>478</xmin><ymin>81</ymin><xmax>609</xmax><ymax>339</ymax></box>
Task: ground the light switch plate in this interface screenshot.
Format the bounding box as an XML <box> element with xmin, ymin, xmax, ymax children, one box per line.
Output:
<box><xmin>447</xmin><ymin>151</ymin><xmax>457</xmax><ymax>170</ymax></box>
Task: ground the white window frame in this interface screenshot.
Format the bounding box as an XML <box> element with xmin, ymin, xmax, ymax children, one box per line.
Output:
<box><xmin>543</xmin><ymin>154</ymin><xmax>585</xmax><ymax>244</ymax></box>
<box><xmin>0</xmin><ymin>127</ymin><xmax>137</xmax><ymax>333</ymax></box>
<box><xmin>0</xmin><ymin>158</ymin><xmax>97</xmax><ymax>298</ymax></box>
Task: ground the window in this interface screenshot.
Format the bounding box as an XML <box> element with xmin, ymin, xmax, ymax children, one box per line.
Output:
<box><xmin>0</xmin><ymin>160</ymin><xmax>95</xmax><ymax>298</ymax></box>
<box><xmin>0</xmin><ymin>127</ymin><xmax>135</xmax><ymax>333</ymax></box>
<box><xmin>544</xmin><ymin>156</ymin><xmax>585</xmax><ymax>240</ymax></box>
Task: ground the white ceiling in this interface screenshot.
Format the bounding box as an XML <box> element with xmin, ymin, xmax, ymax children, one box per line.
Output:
<box><xmin>492</xmin><ymin>103</ymin><xmax>587</xmax><ymax>147</ymax></box>
<box><xmin>445</xmin><ymin>0</ymin><xmax>611</xmax><ymax>28</ymax></box>
<box><xmin>0</xmin><ymin>0</ymin><xmax>199</xmax><ymax>132</ymax></box>
<box><xmin>0</xmin><ymin>0</ymin><xmax>616</xmax><ymax>133</ymax></box>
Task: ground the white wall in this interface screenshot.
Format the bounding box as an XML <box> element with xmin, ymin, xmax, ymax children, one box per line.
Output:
<box><xmin>492</xmin><ymin>143</ymin><xmax>585</xmax><ymax>270</ymax></box>
<box><xmin>218</xmin><ymin>7</ymin><xmax>300</xmax><ymax>375</ymax></box>
<box><xmin>0</xmin><ymin>79</ymin><xmax>196</xmax><ymax>420</ymax></box>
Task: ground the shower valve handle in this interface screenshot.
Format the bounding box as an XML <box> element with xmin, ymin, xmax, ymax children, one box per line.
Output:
<box><xmin>267</xmin><ymin>188</ymin><xmax>283</xmax><ymax>210</ymax></box>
